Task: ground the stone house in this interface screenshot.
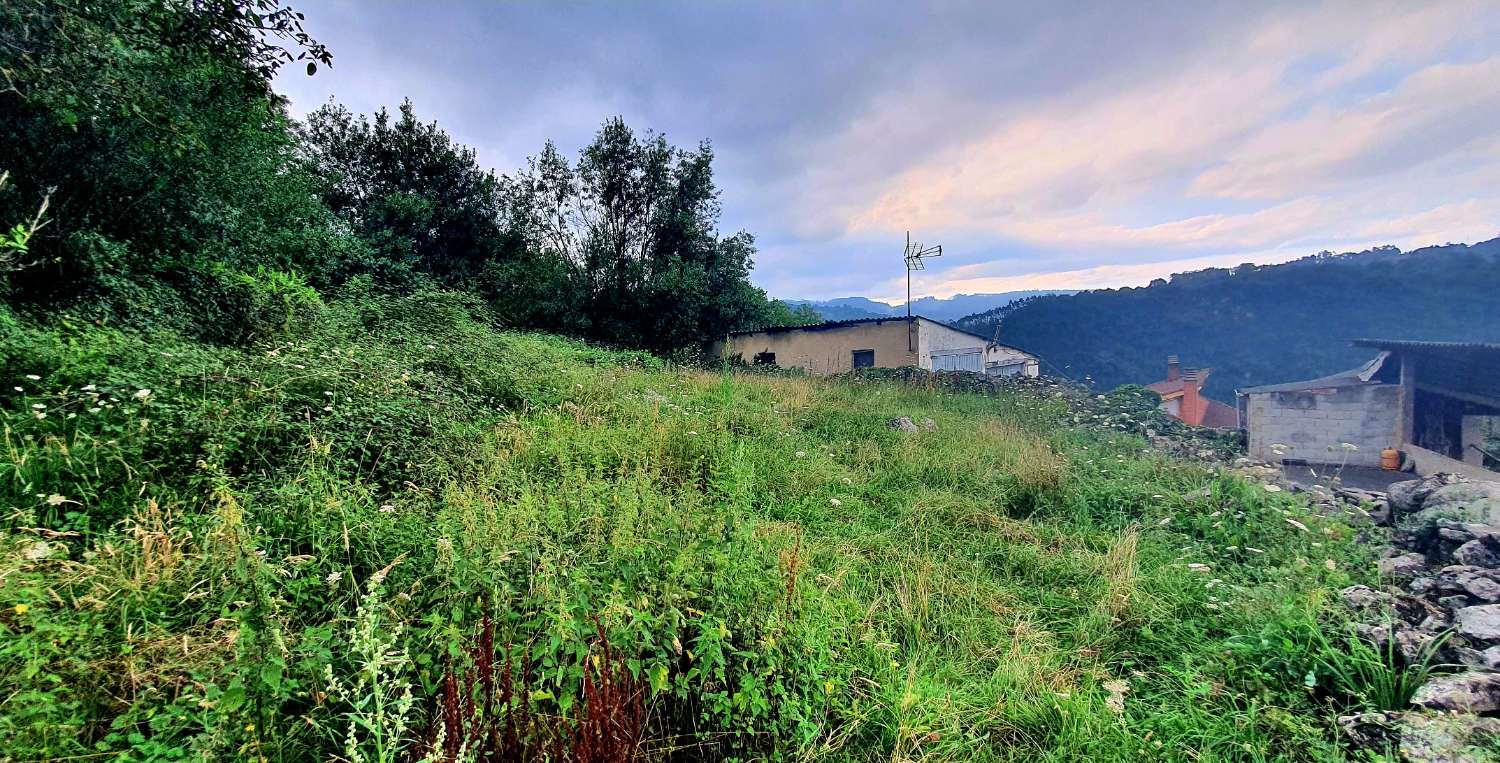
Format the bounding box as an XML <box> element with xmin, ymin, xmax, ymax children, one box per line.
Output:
<box><xmin>711</xmin><ymin>316</ymin><xmax>1040</xmax><ymax>377</ymax></box>
<box><xmin>1238</xmin><ymin>339</ymin><xmax>1500</xmax><ymax>476</ymax></box>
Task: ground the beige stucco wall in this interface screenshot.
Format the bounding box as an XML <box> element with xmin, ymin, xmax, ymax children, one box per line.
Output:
<box><xmin>713</xmin><ymin>320</ymin><xmax>917</xmax><ymax>374</ymax></box>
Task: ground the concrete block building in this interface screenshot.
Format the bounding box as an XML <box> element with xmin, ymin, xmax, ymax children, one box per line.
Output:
<box><xmin>711</xmin><ymin>316</ymin><xmax>1040</xmax><ymax>377</ymax></box>
<box><xmin>1239</xmin><ymin>339</ymin><xmax>1500</xmax><ymax>476</ymax></box>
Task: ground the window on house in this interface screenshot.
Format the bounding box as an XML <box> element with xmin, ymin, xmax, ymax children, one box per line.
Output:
<box><xmin>852</xmin><ymin>349</ymin><xmax>875</xmax><ymax>368</ymax></box>
<box><xmin>753</xmin><ymin>351</ymin><xmax>776</xmax><ymax>365</ymax></box>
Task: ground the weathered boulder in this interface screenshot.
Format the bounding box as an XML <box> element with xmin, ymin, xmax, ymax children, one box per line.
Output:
<box><xmin>888</xmin><ymin>417</ymin><xmax>919</xmax><ymax>434</ymax></box>
<box><xmin>918</xmin><ymin>417</ymin><xmax>937</xmax><ymax>432</ymax></box>
<box><xmin>1389</xmin><ymin>473</ymin><xmax>1468</xmax><ymax>514</ymax></box>
<box><xmin>1380</xmin><ymin>552</ymin><xmax>1429</xmax><ymax>580</ymax></box>
<box><xmin>1455</xmin><ymin>605</ymin><xmax>1500</xmax><ymax>642</ymax></box>
<box><xmin>1456</xmin><ymin>537</ymin><xmax>1500</xmax><ymax>568</ymax></box>
<box><xmin>1398</xmin><ymin>712</ymin><xmax>1500</xmax><ymax>763</ymax></box>
<box><xmin>1398</xmin><ymin>483</ymin><xmax>1500</xmax><ymax>554</ymax></box>
<box><xmin>1410</xmin><ymin>670</ymin><xmax>1500</xmax><ymax>713</ymax></box>
<box><xmin>1457</xmin><ymin>570</ymin><xmax>1500</xmax><ymax>604</ymax></box>
<box><xmin>1423</xmin><ymin>482</ymin><xmax>1500</xmax><ymax>522</ymax></box>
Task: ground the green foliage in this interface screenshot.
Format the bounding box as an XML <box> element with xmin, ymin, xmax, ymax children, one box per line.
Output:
<box><xmin>958</xmin><ymin>240</ymin><xmax>1500</xmax><ymax>399</ymax></box>
<box><xmin>0</xmin><ymin>297</ymin><xmax>1389</xmax><ymax>760</ymax></box>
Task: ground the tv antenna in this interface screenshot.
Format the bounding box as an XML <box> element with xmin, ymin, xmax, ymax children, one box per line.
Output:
<box><xmin>900</xmin><ymin>229</ymin><xmax>936</xmax><ymax>317</ymax></box>
<box><xmin>903</xmin><ymin>231</ymin><xmax>942</xmax><ymax>350</ymax></box>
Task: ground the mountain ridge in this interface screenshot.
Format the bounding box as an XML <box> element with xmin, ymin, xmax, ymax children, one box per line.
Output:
<box><xmin>784</xmin><ymin>290</ymin><xmax>1073</xmax><ymax>322</ymax></box>
<box><xmin>954</xmin><ymin>237</ymin><xmax>1500</xmax><ymax>399</ymax></box>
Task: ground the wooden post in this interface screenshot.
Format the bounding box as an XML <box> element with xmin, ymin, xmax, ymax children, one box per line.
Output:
<box><xmin>1399</xmin><ymin>352</ymin><xmax>1416</xmax><ymax>448</ymax></box>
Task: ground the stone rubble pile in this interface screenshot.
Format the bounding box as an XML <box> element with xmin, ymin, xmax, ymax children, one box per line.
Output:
<box><xmin>1334</xmin><ymin>472</ymin><xmax>1500</xmax><ymax>761</ymax></box>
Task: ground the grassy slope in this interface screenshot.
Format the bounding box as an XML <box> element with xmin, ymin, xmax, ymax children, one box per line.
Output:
<box><xmin>0</xmin><ymin>294</ymin><xmax>1394</xmax><ymax>761</ymax></box>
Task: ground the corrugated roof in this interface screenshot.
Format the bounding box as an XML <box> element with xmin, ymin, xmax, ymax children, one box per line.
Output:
<box><xmin>1237</xmin><ymin>352</ymin><xmax>1391</xmax><ymax>395</ymax></box>
<box><xmin>1351</xmin><ymin>338</ymin><xmax>1500</xmax><ymax>354</ymax></box>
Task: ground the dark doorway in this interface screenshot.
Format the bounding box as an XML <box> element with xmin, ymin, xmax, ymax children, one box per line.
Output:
<box><xmin>753</xmin><ymin>351</ymin><xmax>776</xmax><ymax>366</ymax></box>
<box><xmin>852</xmin><ymin>349</ymin><xmax>874</xmax><ymax>369</ymax></box>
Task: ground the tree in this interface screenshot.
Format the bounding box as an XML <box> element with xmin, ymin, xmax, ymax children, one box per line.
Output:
<box><xmin>0</xmin><ymin>0</ymin><xmax>338</xmax><ymax>336</ymax></box>
<box><xmin>298</xmin><ymin>100</ymin><xmax>510</xmax><ymax>290</ymax></box>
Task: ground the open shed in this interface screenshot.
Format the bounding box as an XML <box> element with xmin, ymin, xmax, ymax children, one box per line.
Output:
<box><xmin>1238</xmin><ymin>340</ymin><xmax>1500</xmax><ymax>477</ymax></box>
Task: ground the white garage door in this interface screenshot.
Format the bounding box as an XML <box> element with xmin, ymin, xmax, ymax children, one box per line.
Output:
<box><xmin>930</xmin><ymin>348</ymin><xmax>982</xmax><ymax>372</ymax></box>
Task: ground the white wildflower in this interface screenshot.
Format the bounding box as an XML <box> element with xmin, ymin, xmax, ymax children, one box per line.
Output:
<box><xmin>88</xmin><ymin>407</ymin><xmax>102</xmax><ymax>414</ymax></box>
<box><xmin>24</xmin><ymin>374</ymin><xmax>40</xmax><ymax>381</ymax></box>
<box><xmin>1324</xmin><ymin>559</ymin><xmax>1337</xmax><ymax>571</ymax></box>
<box><xmin>1285</xmin><ymin>518</ymin><xmax>1309</xmax><ymax>532</ymax></box>
<box><xmin>325</xmin><ymin>570</ymin><xmax>344</xmax><ymax>584</ymax></box>
<box><xmin>133</xmin><ymin>389</ymin><xmax>151</xmax><ymax>400</ymax></box>
<box><xmin>81</xmin><ymin>384</ymin><xmax>96</xmax><ymax>391</ymax></box>
<box><xmin>1186</xmin><ymin>563</ymin><xmax>1212</xmax><ymax>573</ymax></box>
<box><xmin>379</xmin><ymin>504</ymin><xmax>396</xmax><ymax>514</ymax></box>
<box><xmin>795</xmin><ymin>450</ymin><xmax>806</xmax><ymax>458</ymax></box>
<box><xmin>687</xmin><ymin>431</ymin><xmax>698</xmax><ymax>436</ymax></box>
<box><xmin>30</xmin><ymin>403</ymin><xmax>44</xmax><ymax>410</ymax></box>
<box><xmin>829</xmin><ymin>498</ymin><xmax>842</xmax><ymax>507</ymax></box>
<box><xmin>1245</xmin><ymin>546</ymin><xmax>1265</xmax><ymax>554</ymax></box>
<box><xmin>11</xmin><ymin>386</ymin><xmax>21</xmax><ymax>392</ymax></box>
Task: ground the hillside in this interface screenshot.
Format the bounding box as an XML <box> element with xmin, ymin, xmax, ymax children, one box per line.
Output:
<box><xmin>957</xmin><ymin>238</ymin><xmax>1500</xmax><ymax>399</ymax></box>
<box><xmin>0</xmin><ymin>294</ymin><xmax>1394</xmax><ymax>760</ymax></box>
<box><xmin>787</xmin><ymin>291</ymin><xmax>1072</xmax><ymax>323</ymax></box>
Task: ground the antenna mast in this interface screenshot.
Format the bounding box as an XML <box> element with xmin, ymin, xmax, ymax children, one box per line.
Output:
<box><xmin>903</xmin><ymin>231</ymin><xmax>942</xmax><ymax>350</ymax></box>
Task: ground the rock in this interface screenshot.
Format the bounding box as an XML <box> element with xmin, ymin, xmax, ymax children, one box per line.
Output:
<box><xmin>888</xmin><ymin>417</ymin><xmax>919</xmax><ymax>433</ymax></box>
<box><xmin>1482</xmin><ymin>645</ymin><xmax>1500</xmax><ymax>669</ymax></box>
<box><xmin>1455</xmin><ymin>538</ymin><xmax>1500</xmax><ymax>568</ymax></box>
<box><xmin>918</xmin><ymin>417</ymin><xmax>937</xmax><ymax>432</ymax></box>
<box><xmin>1422</xmin><ymin>482</ymin><xmax>1500</xmax><ymax>522</ymax></box>
<box><xmin>1389</xmin><ymin>473</ymin><xmax>1468</xmax><ymax>514</ymax></box>
<box><xmin>1337</xmin><ymin>711</ymin><xmax>1399</xmax><ymax>750</ymax></box>
<box><xmin>1399</xmin><ymin>483</ymin><xmax>1500</xmax><ymax>554</ymax></box>
<box><xmin>1342</xmin><ymin>584</ymin><xmax>1393</xmax><ymax>612</ymax></box>
<box><xmin>1417</xmin><ymin>612</ymin><xmax>1454</xmax><ymax>634</ymax></box>
<box><xmin>1456</xmin><ymin>605</ymin><xmax>1500</xmax><ymax>642</ymax></box>
<box><xmin>1398</xmin><ymin>712</ymin><xmax>1500</xmax><ymax>763</ymax></box>
<box><xmin>1357</xmin><ymin>623</ymin><xmax>1437</xmax><ymax>663</ymax></box>
<box><xmin>1411</xmin><ymin>671</ymin><xmax>1500</xmax><ymax>713</ymax></box>
<box><xmin>1459</xmin><ymin>571</ymin><xmax>1500</xmax><ymax>603</ymax></box>
<box><xmin>1438</xmin><ymin>594</ymin><xmax>1472</xmax><ymax>610</ymax></box>
<box><xmin>1380</xmin><ymin>552</ymin><xmax>1428</xmax><ymax>580</ymax></box>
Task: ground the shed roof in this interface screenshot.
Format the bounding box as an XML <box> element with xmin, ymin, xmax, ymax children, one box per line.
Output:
<box><xmin>1351</xmin><ymin>339</ymin><xmax>1500</xmax><ymax>354</ymax></box>
<box><xmin>1237</xmin><ymin>352</ymin><xmax>1391</xmax><ymax>395</ymax></box>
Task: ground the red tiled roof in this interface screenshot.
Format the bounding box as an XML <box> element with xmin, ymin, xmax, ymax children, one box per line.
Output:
<box><xmin>1199</xmin><ymin>399</ymin><xmax>1239</xmax><ymax>428</ymax></box>
<box><xmin>1145</xmin><ymin>379</ymin><xmax>1185</xmax><ymax>396</ymax></box>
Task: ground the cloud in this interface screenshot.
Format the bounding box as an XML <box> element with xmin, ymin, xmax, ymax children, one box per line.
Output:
<box><xmin>275</xmin><ymin>1</ymin><xmax>1500</xmax><ymax>300</ymax></box>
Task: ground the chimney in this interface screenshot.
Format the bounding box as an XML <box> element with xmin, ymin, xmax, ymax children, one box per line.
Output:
<box><xmin>1180</xmin><ymin>369</ymin><xmax>1202</xmax><ymax>426</ymax></box>
<box><xmin>1166</xmin><ymin>355</ymin><xmax>1181</xmax><ymax>381</ymax></box>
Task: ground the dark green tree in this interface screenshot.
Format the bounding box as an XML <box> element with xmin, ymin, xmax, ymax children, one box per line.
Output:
<box><xmin>0</xmin><ymin>0</ymin><xmax>338</xmax><ymax>337</ymax></box>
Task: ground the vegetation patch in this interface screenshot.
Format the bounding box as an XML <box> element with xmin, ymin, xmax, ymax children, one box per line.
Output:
<box><xmin>0</xmin><ymin>295</ymin><xmax>1399</xmax><ymax>760</ymax></box>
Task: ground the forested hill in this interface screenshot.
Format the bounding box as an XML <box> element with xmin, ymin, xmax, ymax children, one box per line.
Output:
<box><xmin>956</xmin><ymin>238</ymin><xmax>1500</xmax><ymax>400</ymax></box>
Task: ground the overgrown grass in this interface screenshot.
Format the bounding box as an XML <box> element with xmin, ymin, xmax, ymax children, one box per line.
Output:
<box><xmin>0</xmin><ymin>293</ymin><xmax>1389</xmax><ymax>761</ymax></box>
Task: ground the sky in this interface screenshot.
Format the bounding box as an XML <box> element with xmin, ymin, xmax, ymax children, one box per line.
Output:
<box><xmin>274</xmin><ymin>1</ymin><xmax>1500</xmax><ymax>302</ymax></box>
